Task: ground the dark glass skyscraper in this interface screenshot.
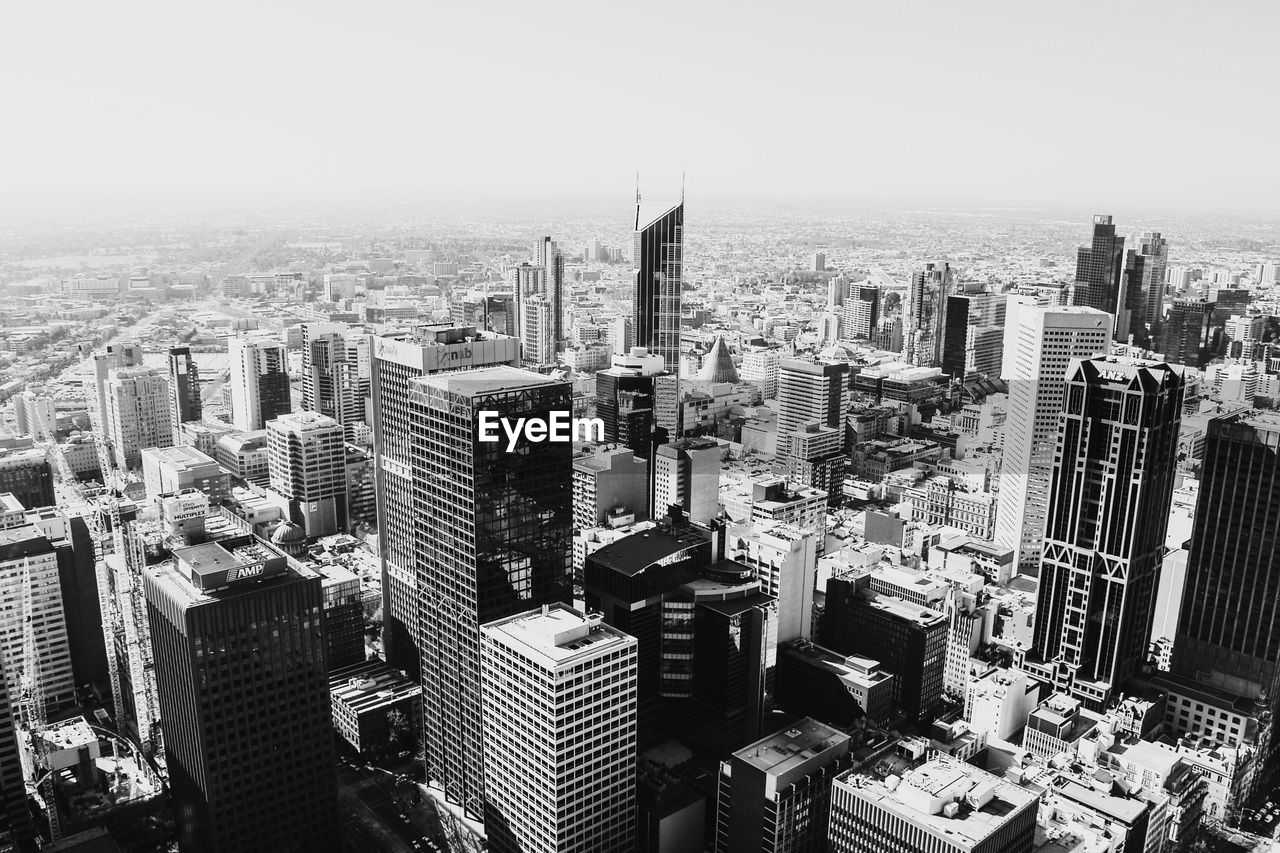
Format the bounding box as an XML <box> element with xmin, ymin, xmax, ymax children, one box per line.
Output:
<box><xmin>1159</xmin><ymin>298</ymin><xmax>1216</xmax><ymax>369</ymax></box>
<box><xmin>1173</xmin><ymin>411</ymin><xmax>1280</xmax><ymax>696</ymax></box>
<box><xmin>167</xmin><ymin>345</ymin><xmax>202</xmax><ymax>443</ymax></box>
<box><xmin>1029</xmin><ymin>356</ymin><xmax>1183</xmax><ymax>710</ymax></box>
<box><xmin>633</xmin><ymin>199</ymin><xmax>684</xmax><ymax>433</ymax></box>
<box><xmin>144</xmin><ymin>537</ymin><xmax>339</xmax><ymax>853</ymax></box>
<box><xmin>905</xmin><ymin>261</ymin><xmax>953</xmax><ymax>367</ymax></box>
<box><xmin>368</xmin><ymin>326</ymin><xmax>520</xmax><ymax>676</ymax></box>
<box><xmin>1072</xmin><ymin>215</ymin><xmax>1127</xmax><ymax>340</ymax></box>
<box><xmin>410</xmin><ymin>366</ymin><xmax>573</xmax><ymax>820</ymax></box>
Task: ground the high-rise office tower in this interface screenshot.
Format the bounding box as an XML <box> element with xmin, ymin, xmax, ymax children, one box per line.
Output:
<box><xmin>1159</xmin><ymin>299</ymin><xmax>1216</xmax><ymax>369</ymax></box>
<box><xmin>653</xmin><ymin>436</ymin><xmax>721</xmax><ymax>524</ymax></box>
<box><xmin>1172</xmin><ymin>411</ymin><xmax>1280</xmax><ymax>704</ymax></box>
<box><xmin>480</xmin><ymin>604</ymin><xmax>637</xmax><ymax>853</ymax></box>
<box><xmin>776</xmin><ymin>358</ymin><xmax>850</xmax><ymax>457</ymax></box>
<box><xmin>595</xmin><ymin>347</ymin><xmax>673</xmax><ymax>458</ymax></box>
<box><xmin>827</xmin><ymin>758</ymin><xmax>1038</xmax><ymax>853</ymax></box>
<box><xmin>633</xmin><ymin>197</ymin><xmax>684</xmax><ymax>435</ymax></box>
<box><xmin>411</xmin><ymin>367</ymin><xmax>573</xmax><ymax>819</ymax></box>
<box><xmin>302</xmin><ymin>323</ymin><xmax>370</xmax><ymax>441</ymax></box>
<box><xmin>0</xmin><ymin>664</ymin><xmax>31</xmax><ymax>848</ymax></box>
<box><xmin>91</xmin><ymin>341</ymin><xmax>143</xmax><ymax>445</ymax></box>
<box><xmin>941</xmin><ymin>290</ymin><xmax>1006</xmax><ymax>379</ymax></box>
<box><xmin>1135</xmin><ymin>231</ymin><xmax>1169</xmax><ymax>330</ymax></box>
<box><xmin>585</xmin><ymin>519</ymin><xmax>774</xmax><ymax>752</ymax></box>
<box><xmin>267</xmin><ymin>411</ymin><xmax>348</xmax><ymax>538</ymax></box>
<box><xmin>840</xmin><ymin>282</ymin><xmax>880</xmax><ymax>342</ymax></box>
<box><xmin>105</xmin><ymin>366</ymin><xmax>173</xmax><ymax>470</ymax></box>
<box><xmin>905</xmin><ymin>262</ymin><xmax>953</xmax><ymax>367</ymax></box>
<box><xmin>0</xmin><ymin>522</ymin><xmax>77</xmax><ymax>717</ymax></box>
<box><xmin>514</xmin><ymin>259</ymin><xmax>559</xmax><ymax>369</ymax></box>
<box><xmin>996</xmin><ymin>306</ymin><xmax>1111</xmax><ymax>574</ymax></box>
<box><xmin>716</xmin><ymin>718</ymin><xmax>852</xmax><ymax>853</ymax></box>
<box><xmin>167</xmin><ymin>345</ymin><xmax>202</xmax><ymax>444</ymax></box>
<box><xmin>1072</xmin><ymin>214</ymin><xmax>1127</xmax><ymax>339</ymax></box>
<box><xmin>368</xmin><ymin>324</ymin><xmax>520</xmax><ymax>674</ymax></box>
<box><xmin>229</xmin><ymin>333</ymin><xmax>292</xmax><ymax>431</ymax></box>
<box><xmin>535</xmin><ymin>236</ymin><xmax>565</xmax><ymax>352</ymax></box>
<box><xmin>1029</xmin><ymin>357</ymin><xmax>1183</xmax><ymax>709</ymax></box>
<box><xmin>145</xmin><ymin>538</ymin><xmax>339</xmax><ymax>852</ymax></box>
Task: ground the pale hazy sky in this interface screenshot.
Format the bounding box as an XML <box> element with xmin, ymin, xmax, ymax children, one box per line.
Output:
<box><xmin>2</xmin><ymin>0</ymin><xmax>1277</xmax><ymax>216</ymax></box>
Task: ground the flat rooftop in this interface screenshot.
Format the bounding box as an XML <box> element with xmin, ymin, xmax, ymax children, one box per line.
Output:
<box><xmin>587</xmin><ymin>526</ymin><xmax>708</xmax><ymax>577</ymax></box>
<box><xmin>142</xmin><ymin>445</ymin><xmax>218</xmax><ymax>469</ymax></box>
<box><xmin>838</xmin><ymin>757</ymin><xmax>1036</xmax><ymax>850</ymax></box>
<box><xmin>416</xmin><ymin>365</ymin><xmax>558</xmax><ymax>397</ymax></box>
<box><xmin>483</xmin><ymin>604</ymin><xmax>634</xmax><ymax>667</ymax></box>
<box><xmin>736</xmin><ymin>717</ymin><xmax>848</xmax><ymax>777</ymax></box>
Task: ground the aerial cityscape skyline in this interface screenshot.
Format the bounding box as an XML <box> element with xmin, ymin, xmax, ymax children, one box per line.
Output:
<box><xmin>2</xmin><ymin>2</ymin><xmax>1280</xmax><ymax>852</ymax></box>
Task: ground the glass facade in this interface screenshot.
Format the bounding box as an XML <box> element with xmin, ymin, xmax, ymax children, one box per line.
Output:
<box><xmin>410</xmin><ymin>369</ymin><xmax>573</xmax><ymax>819</ymax></box>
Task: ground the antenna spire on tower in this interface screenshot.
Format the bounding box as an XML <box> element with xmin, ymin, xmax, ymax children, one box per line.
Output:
<box><xmin>635</xmin><ymin>172</ymin><xmax>641</xmax><ymax>230</ymax></box>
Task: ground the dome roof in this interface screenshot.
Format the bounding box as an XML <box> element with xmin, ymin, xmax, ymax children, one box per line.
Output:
<box><xmin>270</xmin><ymin>521</ymin><xmax>307</xmax><ymax>545</ymax></box>
<box><xmin>697</xmin><ymin>337</ymin><xmax>739</xmax><ymax>383</ymax></box>
<box><xmin>818</xmin><ymin>343</ymin><xmax>858</xmax><ymax>362</ymax></box>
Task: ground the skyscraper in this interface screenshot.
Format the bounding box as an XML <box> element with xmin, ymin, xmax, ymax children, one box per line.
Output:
<box><xmin>411</xmin><ymin>367</ymin><xmax>573</xmax><ymax>819</ymax></box>
<box><xmin>480</xmin><ymin>604</ymin><xmax>637</xmax><ymax>853</ymax></box>
<box><xmin>167</xmin><ymin>345</ymin><xmax>202</xmax><ymax>444</ymax></box>
<box><xmin>229</xmin><ymin>333</ymin><xmax>291</xmax><ymax>432</ymax></box>
<box><xmin>905</xmin><ymin>262</ymin><xmax>953</xmax><ymax>367</ymax></box>
<box><xmin>941</xmin><ymin>290</ymin><xmax>1006</xmax><ymax>379</ymax></box>
<box><xmin>267</xmin><ymin>411</ymin><xmax>348</xmax><ymax>538</ymax></box>
<box><xmin>513</xmin><ymin>262</ymin><xmax>557</xmax><ymax>368</ymax></box>
<box><xmin>1135</xmin><ymin>231</ymin><xmax>1169</xmax><ymax>331</ymax></box>
<box><xmin>302</xmin><ymin>323</ymin><xmax>370</xmax><ymax>441</ymax></box>
<box><xmin>145</xmin><ymin>537</ymin><xmax>339</xmax><ymax>852</ymax></box>
<box><xmin>1159</xmin><ymin>298</ymin><xmax>1215</xmax><ymax>369</ymax></box>
<box><xmin>91</xmin><ymin>341</ymin><xmax>143</xmax><ymax>446</ymax></box>
<box><xmin>1172</xmin><ymin>411</ymin><xmax>1280</xmax><ymax>702</ymax></box>
<box><xmin>0</xmin><ymin>522</ymin><xmax>77</xmax><ymax>717</ymax></box>
<box><xmin>594</xmin><ymin>347</ymin><xmax>673</xmax><ymax>458</ymax></box>
<box><xmin>633</xmin><ymin>197</ymin><xmax>684</xmax><ymax>434</ymax></box>
<box><xmin>368</xmin><ymin>324</ymin><xmax>520</xmax><ymax>675</ymax></box>
<box><xmin>776</xmin><ymin>358</ymin><xmax>850</xmax><ymax>457</ymax></box>
<box><xmin>0</xmin><ymin>665</ymin><xmax>31</xmax><ymax>848</ymax></box>
<box><xmin>535</xmin><ymin>235</ymin><xmax>565</xmax><ymax>353</ymax></box>
<box><xmin>840</xmin><ymin>282</ymin><xmax>880</xmax><ymax>342</ymax></box>
<box><xmin>1072</xmin><ymin>214</ymin><xmax>1127</xmax><ymax>339</ymax></box>
<box><xmin>995</xmin><ymin>306</ymin><xmax>1111</xmax><ymax>574</ymax></box>
<box><xmin>105</xmin><ymin>366</ymin><xmax>173</xmax><ymax>470</ymax></box>
<box><xmin>1029</xmin><ymin>356</ymin><xmax>1183</xmax><ymax>709</ymax></box>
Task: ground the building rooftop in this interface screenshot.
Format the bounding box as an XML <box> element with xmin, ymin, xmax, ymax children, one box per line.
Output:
<box><xmin>141</xmin><ymin>445</ymin><xmax>218</xmax><ymax>470</ymax></box>
<box><xmin>587</xmin><ymin>525</ymin><xmax>708</xmax><ymax>577</ymax></box>
<box><xmin>736</xmin><ymin>717</ymin><xmax>849</xmax><ymax>778</ymax></box>
<box><xmin>329</xmin><ymin>660</ymin><xmax>421</xmax><ymax>714</ymax></box>
<box><xmin>838</xmin><ymin>757</ymin><xmax>1036</xmax><ymax>850</ymax></box>
<box><xmin>483</xmin><ymin>603</ymin><xmax>634</xmax><ymax>668</ymax></box>
<box><xmin>417</xmin><ymin>365</ymin><xmax>558</xmax><ymax>398</ymax></box>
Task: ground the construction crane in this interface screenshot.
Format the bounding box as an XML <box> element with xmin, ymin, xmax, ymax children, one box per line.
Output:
<box><xmin>86</xmin><ymin>388</ymin><xmax>163</xmax><ymax>756</ymax></box>
<box><xmin>17</xmin><ymin>556</ymin><xmax>46</xmax><ymax>732</ymax></box>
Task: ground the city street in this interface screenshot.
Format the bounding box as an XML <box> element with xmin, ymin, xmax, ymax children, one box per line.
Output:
<box><xmin>337</xmin><ymin>759</ymin><xmax>446</xmax><ymax>853</ymax></box>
